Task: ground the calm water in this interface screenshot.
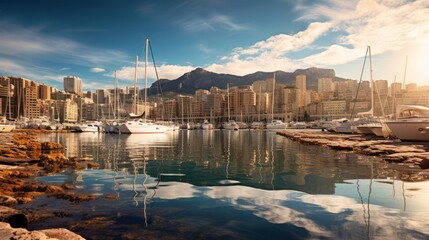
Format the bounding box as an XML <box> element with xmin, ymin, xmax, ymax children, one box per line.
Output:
<box><xmin>21</xmin><ymin>130</ymin><xmax>429</xmax><ymax>239</ymax></box>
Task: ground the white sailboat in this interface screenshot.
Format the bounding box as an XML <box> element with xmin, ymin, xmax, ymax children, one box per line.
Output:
<box><xmin>222</xmin><ymin>83</ymin><xmax>239</xmax><ymax>130</ymax></box>
<box><xmin>266</xmin><ymin>73</ymin><xmax>288</xmax><ymax>130</ymax></box>
<box><xmin>119</xmin><ymin>38</ymin><xmax>168</xmax><ymax>134</ymax></box>
<box><xmin>250</xmin><ymin>85</ymin><xmax>264</xmax><ymax>129</ymax></box>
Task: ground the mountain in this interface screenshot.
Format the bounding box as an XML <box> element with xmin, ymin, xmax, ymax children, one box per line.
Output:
<box><xmin>148</xmin><ymin>67</ymin><xmax>345</xmax><ymax>96</ymax></box>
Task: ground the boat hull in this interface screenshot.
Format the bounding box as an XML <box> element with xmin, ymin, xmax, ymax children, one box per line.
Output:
<box><xmin>385</xmin><ymin>120</ymin><xmax>429</xmax><ymax>141</ymax></box>
<box><xmin>0</xmin><ymin>124</ymin><xmax>15</xmax><ymax>133</ymax></box>
<box><xmin>119</xmin><ymin>122</ymin><xmax>169</xmax><ymax>134</ymax></box>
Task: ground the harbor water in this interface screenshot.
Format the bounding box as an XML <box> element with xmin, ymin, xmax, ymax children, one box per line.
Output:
<box><xmin>20</xmin><ymin>130</ymin><xmax>429</xmax><ymax>239</ymax></box>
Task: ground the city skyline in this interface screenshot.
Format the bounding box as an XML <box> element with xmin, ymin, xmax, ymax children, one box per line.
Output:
<box><xmin>0</xmin><ymin>0</ymin><xmax>428</xmax><ymax>91</ymax></box>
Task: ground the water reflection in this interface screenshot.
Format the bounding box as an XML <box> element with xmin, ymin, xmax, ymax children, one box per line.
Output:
<box><xmin>34</xmin><ymin>130</ymin><xmax>429</xmax><ymax>239</ymax></box>
<box><xmin>40</xmin><ymin>130</ymin><xmax>424</xmax><ymax>194</ymax></box>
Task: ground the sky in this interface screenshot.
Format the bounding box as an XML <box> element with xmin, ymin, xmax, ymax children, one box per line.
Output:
<box><xmin>0</xmin><ymin>0</ymin><xmax>428</xmax><ymax>91</ymax></box>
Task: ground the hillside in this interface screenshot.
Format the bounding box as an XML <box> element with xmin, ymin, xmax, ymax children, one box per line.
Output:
<box><xmin>148</xmin><ymin>67</ymin><xmax>347</xmax><ymax>96</ymax></box>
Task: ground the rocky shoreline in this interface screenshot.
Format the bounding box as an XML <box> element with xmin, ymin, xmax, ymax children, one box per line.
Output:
<box><xmin>277</xmin><ymin>130</ymin><xmax>429</xmax><ymax>180</ymax></box>
<box><xmin>0</xmin><ymin>131</ymin><xmax>99</xmax><ymax>239</ymax></box>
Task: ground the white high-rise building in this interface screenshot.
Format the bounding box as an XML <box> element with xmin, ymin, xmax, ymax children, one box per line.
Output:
<box><xmin>63</xmin><ymin>76</ymin><xmax>82</xmax><ymax>95</ymax></box>
<box><xmin>295</xmin><ymin>74</ymin><xmax>306</xmax><ymax>108</ymax></box>
<box><xmin>318</xmin><ymin>78</ymin><xmax>333</xmax><ymax>93</ymax></box>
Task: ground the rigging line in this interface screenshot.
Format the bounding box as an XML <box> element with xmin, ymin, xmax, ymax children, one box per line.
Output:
<box><xmin>350</xmin><ymin>46</ymin><xmax>369</xmax><ymax>119</ymax></box>
<box><xmin>148</xmin><ymin>40</ymin><xmax>164</xmax><ymax>100</ymax></box>
<box><xmin>356</xmin><ymin>179</ymin><xmax>368</xmax><ymax>227</ymax></box>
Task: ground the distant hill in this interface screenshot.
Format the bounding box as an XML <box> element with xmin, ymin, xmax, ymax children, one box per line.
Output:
<box><xmin>148</xmin><ymin>67</ymin><xmax>348</xmax><ymax>96</ymax></box>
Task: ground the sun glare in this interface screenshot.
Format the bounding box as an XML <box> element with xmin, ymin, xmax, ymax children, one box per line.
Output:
<box><xmin>417</xmin><ymin>38</ymin><xmax>429</xmax><ymax>83</ymax></box>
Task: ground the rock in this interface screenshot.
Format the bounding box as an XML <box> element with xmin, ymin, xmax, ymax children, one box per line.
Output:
<box><xmin>61</xmin><ymin>183</ymin><xmax>74</xmax><ymax>190</ymax></box>
<box><xmin>39</xmin><ymin>228</ymin><xmax>85</xmax><ymax>240</ymax></box>
<box><xmin>41</xmin><ymin>142</ymin><xmax>63</xmax><ymax>150</ymax></box>
<box><xmin>419</xmin><ymin>158</ymin><xmax>429</xmax><ymax>169</ymax></box>
<box><xmin>49</xmin><ymin>192</ymin><xmax>97</xmax><ymax>203</ymax></box>
<box><xmin>0</xmin><ymin>206</ymin><xmax>28</xmax><ymax>228</ymax></box>
<box><xmin>0</xmin><ymin>222</ymin><xmax>85</xmax><ymax>240</ymax></box>
<box><xmin>45</xmin><ymin>185</ymin><xmax>64</xmax><ymax>193</ymax></box>
<box><xmin>0</xmin><ymin>195</ymin><xmax>18</xmax><ymax>206</ymax></box>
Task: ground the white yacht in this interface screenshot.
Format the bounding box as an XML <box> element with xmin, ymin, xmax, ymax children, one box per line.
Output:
<box><xmin>201</xmin><ymin>119</ymin><xmax>214</xmax><ymax>130</ymax></box>
<box><xmin>222</xmin><ymin>120</ymin><xmax>239</xmax><ymax>130</ymax></box>
<box><xmin>266</xmin><ymin>120</ymin><xmax>288</xmax><ymax>130</ymax></box>
<box><xmin>290</xmin><ymin>122</ymin><xmax>306</xmax><ymax>129</ymax></box>
<box><xmin>118</xmin><ymin>119</ymin><xmax>169</xmax><ymax>134</ymax></box>
<box><xmin>266</xmin><ymin>74</ymin><xmax>288</xmax><ymax>131</ymax></box>
<box><xmin>76</xmin><ymin>121</ymin><xmax>102</xmax><ymax>132</ymax></box>
<box><xmin>250</xmin><ymin>121</ymin><xmax>264</xmax><ymax>130</ymax></box>
<box><xmin>385</xmin><ymin>105</ymin><xmax>429</xmax><ymax>141</ymax></box>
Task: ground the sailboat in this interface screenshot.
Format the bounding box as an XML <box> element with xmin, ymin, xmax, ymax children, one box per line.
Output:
<box><xmin>0</xmin><ymin>78</ymin><xmax>16</xmax><ymax>133</ymax></box>
<box><xmin>335</xmin><ymin>46</ymin><xmax>376</xmax><ymax>134</ymax></box>
<box><xmin>118</xmin><ymin>38</ymin><xmax>169</xmax><ymax>134</ymax></box>
<box><xmin>250</xmin><ymin>85</ymin><xmax>265</xmax><ymax>130</ymax></box>
<box><xmin>222</xmin><ymin>83</ymin><xmax>239</xmax><ymax>130</ymax></box>
<box><xmin>201</xmin><ymin>109</ymin><xmax>214</xmax><ymax>130</ymax></box>
<box><xmin>266</xmin><ymin>73</ymin><xmax>288</xmax><ymax>130</ymax></box>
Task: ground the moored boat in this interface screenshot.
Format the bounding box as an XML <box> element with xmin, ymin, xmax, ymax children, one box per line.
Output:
<box><xmin>385</xmin><ymin>105</ymin><xmax>429</xmax><ymax>141</ymax></box>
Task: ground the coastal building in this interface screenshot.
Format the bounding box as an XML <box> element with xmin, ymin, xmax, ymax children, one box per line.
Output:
<box><xmin>58</xmin><ymin>99</ymin><xmax>78</xmax><ymax>123</ymax></box>
<box><xmin>240</xmin><ymin>86</ymin><xmax>256</xmax><ymax>116</ymax></box>
<box><xmin>322</xmin><ymin>100</ymin><xmax>347</xmax><ymax>118</ymax></box>
<box><xmin>374</xmin><ymin>80</ymin><xmax>388</xmax><ymax>96</ymax></box>
<box><xmin>405</xmin><ymin>83</ymin><xmax>417</xmax><ymax>92</ymax></box>
<box><xmin>63</xmin><ymin>76</ymin><xmax>82</xmax><ymax>95</ymax></box>
<box><xmin>24</xmin><ymin>82</ymin><xmax>40</xmax><ymax>118</ymax></box>
<box><xmin>390</xmin><ymin>82</ymin><xmax>402</xmax><ymax>95</ymax></box>
<box><xmin>295</xmin><ymin>74</ymin><xmax>306</xmax><ymax>108</ymax></box>
<box><xmin>318</xmin><ymin>78</ymin><xmax>333</xmax><ymax>93</ymax></box>
<box><xmin>205</xmin><ymin>92</ymin><xmax>224</xmax><ymax>117</ymax></box>
<box><xmin>39</xmin><ymin>84</ymin><xmax>51</xmax><ymax>100</ymax></box>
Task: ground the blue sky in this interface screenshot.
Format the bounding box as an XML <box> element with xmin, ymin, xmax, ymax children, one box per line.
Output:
<box><xmin>0</xmin><ymin>0</ymin><xmax>428</xmax><ymax>91</ymax></box>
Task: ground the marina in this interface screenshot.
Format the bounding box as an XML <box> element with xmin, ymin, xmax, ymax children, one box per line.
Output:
<box><xmin>1</xmin><ymin>129</ymin><xmax>428</xmax><ymax>239</ymax></box>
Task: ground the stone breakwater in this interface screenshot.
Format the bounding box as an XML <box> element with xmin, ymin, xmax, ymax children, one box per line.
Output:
<box><xmin>277</xmin><ymin>130</ymin><xmax>429</xmax><ymax>177</ymax></box>
<box><xmin>0</xmin><ymin>132</ymin><xmax>99</xmax><ymax>239</ymax></box>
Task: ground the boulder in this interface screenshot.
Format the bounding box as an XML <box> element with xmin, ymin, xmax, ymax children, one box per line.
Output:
<box><xmin>0</xmin><ymin>195</ymin><xmax>18</xmax><ymax>206</ymax></box>
<box><xmin>419</xmin><ymin>158</ymin><xmax>429</xmax><ymax>169</ymax></box>
<box><xmin>41</xmin><ymin>142</ymin><xmax>63</xmax><ymax>150</ymax></box>
<box><xmin>0</xmin><ymin>206</ymin><xmax>28</xmax><ymax>228</ymax></box>
<box><xmin>39</xmin><ymin>228</ymin><xmax>85</xmax><ymax>240</ymax></box>
<box><xmin>0</xmin><ymin>222</ymin><xmax>85</xmax><ymax>240</ymax></box>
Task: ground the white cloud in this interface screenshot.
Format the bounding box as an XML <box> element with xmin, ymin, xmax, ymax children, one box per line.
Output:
<box><xmin>296</xmin><ymin>0</ymin><xmax>429</xmax><ymax>67</ymax></box>
<box><xmin>181</xmin><ymin>14</ymin><xmax>246</xmax><ymax>31</ymax></box>
<box><xmin>196</xmin><ymin>43</ymin><xmax>215</xmax><ymax>54</ymax></box>
<box><xmin>91</xmin><ymin>67</ymin><xmax>106</xmax><ymax>73</ymax></box>
<box><xmin>0</xmin><ymin>21</ymin><xmax>129</xmax><ymax>68</ymax></box>
<box><xmin>203</xmin><ymin>21</ymin><xmax>333</xmax><ymax>75</ymax></box>
<box><xmin>113</xmin><ymin>62</ymin><xmax>194</xmax><ymax>83</ymax></box>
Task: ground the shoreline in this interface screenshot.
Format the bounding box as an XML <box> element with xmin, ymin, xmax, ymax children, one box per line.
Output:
<box><xmin>0</xmin><ymin>131</ymin><xmax>97</xmax><ymax>239</ymax></box>
<box><xmin>277</xmin><ymin>129</ymin><xmax>429</xmax><ymax>181</ymax></box>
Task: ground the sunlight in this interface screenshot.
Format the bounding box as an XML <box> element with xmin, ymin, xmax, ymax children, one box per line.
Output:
<box><xmin>417</xmin><ymin>37</ymin><xmax>429</xmax><ymax>83</ymax></box>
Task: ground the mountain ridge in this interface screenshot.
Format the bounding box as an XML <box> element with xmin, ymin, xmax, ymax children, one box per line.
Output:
<box><xmin>148</xmin><ymin>67</ymin><xmax>348</xmax><ymax>96</ymax></box>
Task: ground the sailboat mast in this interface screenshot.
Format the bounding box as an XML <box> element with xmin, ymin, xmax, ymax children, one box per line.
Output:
<box><xmin>227</xmin><ymin>83</ymin><xmax>230</xmax><ymax>121</ymax></box>
<box><xmin>144</xmin><ymin>38</ymin><xmax>149</xmax><ymax>119</ymax></box>
<box><xmin>369</xmin><ymin>46</ymin><xmax>374</xmax><ymax>116</ymax></box>
<box><xmin>133</xmin><ymin>55</ymin><xmax>138</xmax><ymax>114</ymax></box>
<box><xmin>271</xmin><ymin>73</ymin><xmax>276</xmax><ymax>122</ymax></box>
<box><xmin>114</xmin><ymin>70</ymin><xmax>117</xmax><ymax>120</ymax></box>
<box><xmin>258</xmin><ymin>85</ymin><xmax>261</xmax><ymax>122</ymax></box>
<box><xmin>6</xmin><ymin>78</ymin><xmax>11</xmax><ymax>119</ymax></box>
